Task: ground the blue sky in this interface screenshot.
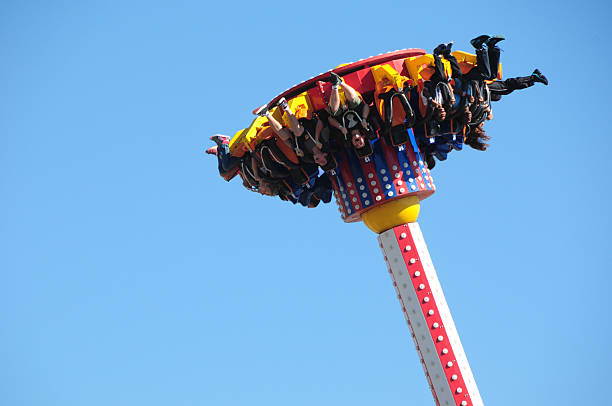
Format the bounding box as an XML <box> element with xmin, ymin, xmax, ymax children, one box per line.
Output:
<box><xmin>1</xmin><ymin>1</ymin><xmax>611</xmax><ymax>405</ymax></box>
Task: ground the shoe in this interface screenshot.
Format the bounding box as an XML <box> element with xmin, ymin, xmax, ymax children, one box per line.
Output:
<box><xmin>210</xmin><ymin>134</ymin><xmax>231</xmax><ymax>146</ymax></box>
<box><xmin>470</xmin><ymin>35</ymin><xmax>490</xmax><ymax>49</ymax></box>
<box><xmin>254</xmin><ymin>105</ymin><xmax>269</xmax><ymax>116</ymax></box>
<box><xmin>425</xmin><ymin>153</ymin><xmax>436</xmax><ymax>170</ymax></box>
<box><xmin>443</xmin><ymin>42</ymin><xmax>453</xmax><ymax>56</ymax></box>
<box><xmin>433</xmin><ymin>43</ymin><xmax>446</xmax><ymax>55</ymax></box>
<box><xmin>277</xmin><ymin>97</ymin><xmax>289</xmax><ymax>110</ymax></box>
<box><xmin>205</xmin><ymin>146</ymin><xmax>218</xmax><ymax>155</ymax></box>
<box><xmin>330</xmin><ymin>71</ymin><xmax>342</xmax><ymax>86</ymax></box>
<box><xmin>532</xmin><ymin>69</ymin><xmax>548</xmax><ymax>85</ymax></box>
<box><xmin>486</xmin><ymin>35</ymin><xmax>505</xmax><ymax>48</ymax></box>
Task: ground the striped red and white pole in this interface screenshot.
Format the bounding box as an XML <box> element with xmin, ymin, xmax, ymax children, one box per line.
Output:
<box><xmin>379</xmin><ymin>222</ymin><xmax>484</xmax><ymax>406</ymax></box>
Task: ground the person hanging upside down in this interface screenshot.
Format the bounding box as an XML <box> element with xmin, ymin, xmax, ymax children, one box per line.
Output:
<box><xmin>206</xmin><ymin>135</ymin><xmax>284</xmax><ymax>197</ymax></box>
<box><xmin>326</xmin><ymin>71</ymin><xmax>374</xmax><ymax>156</ymax></box>
<box><xmin>255</xmin><ymin>98</ymin><xmax>334</xmax><ymax>169</ymax></box>
<box><xmin>206</xmin><ymin>134</ymin><xmax>241</xmax><ymax>178</ymax></box>
<box><xmin>488</xmin><ymin>69</ymin><xmax>548</xmax><ymax>101</ymax></box>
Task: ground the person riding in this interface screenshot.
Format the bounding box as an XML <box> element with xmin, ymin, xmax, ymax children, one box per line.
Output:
<box><xmin>326</xmin><ymin>71</ymin><xmax>375</xmax><ymax>157</ymax></box>
<box><xmin>256</xmin><ymin>98</ymin><xmax>336</xmax><ymax>171</ymax></box>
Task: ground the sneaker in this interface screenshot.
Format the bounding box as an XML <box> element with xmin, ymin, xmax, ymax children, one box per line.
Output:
<box><xmin>205</xmin><ymin>146</ymin><xmax>218</xmax><ymax>156</ymax></box>
<box><xmin>470</xmin><ymin>34</ymin><xmax>490</xmax><ymax>49</ymax></box>
<box><xmin>532</xmin><ymin>69</ymin><xmax>548</xmax><ymax>85</ymax></box>
<box><xmin>254</xmin><ymin>105</ymin><xmax>269</xmax><ymax>116</ymax></box>
<box><xmin>486</xmin><ymin>35</ymin><xmax>505</xmax><ymax>48</ymax></box>
<box><xmin>433</xmin><ymin>43</ymin><xmax>446</xmax><ymax>55</ymax></box>
<box><xmin>330</xmin><ymin>71</ymin><xmax>342</xmax><ymax>86</ymax></box>
<box><xmin>425</xmin><ymin>153</ymin><xmax>436</xmax><ymax>170</ymax></box>
<box><xmin>210</xmin><ymin>134</ymin><xmax>231</xmax><ymax>146</ymax></box>
<box><xmin>443</xmin><ymin>41</ymin><xmax>453</xmax><ymax>56</ymax></box>
<box><xmin>277</xmin><ymin>97</ymin><xmax>289</xmax><ymax>110</ymax></box>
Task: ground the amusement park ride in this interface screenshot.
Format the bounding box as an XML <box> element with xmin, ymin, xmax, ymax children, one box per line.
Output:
<box><xmin>209</xmin><ymin>42</ymin><xmax>540</xmax><ymax>406</ymax></box>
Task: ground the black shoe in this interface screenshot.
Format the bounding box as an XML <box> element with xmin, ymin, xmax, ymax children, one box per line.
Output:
<box><xmin>433</xmin><ymin>43</ymin><xmax>446</xmax><ymax>55</ymax></box>
<box><xmin>425</xmin><ymin>153</ymin><xmax>436</xmax><ymax>170</ymax></box>
<box><xmin>532</xmin><ymin>69</ymin><xmax>548</xmax><ymax>85</ymax></box>
<box><xmin>330</xmin><ymin>71</ymin><xmax>342</xmax><ymax>86</ymax></box>
<box><xmin>254</xmin><ymin>105</ymin><xmax>269</xmax><ymax>116</ymax></box>
<box><xmin>470</xmin><ymin>35</ymin><xmax>490</xmax><ymax>49</ymax></box>
<box><xmin>486</xmin><ymin>35</ymin><xmax>505</xmax><ymax>48</ymax></box>
<box><xmin>443</xmin><ymin>42</ymin><xmax>453</xmax><ymax>56</ymax></box>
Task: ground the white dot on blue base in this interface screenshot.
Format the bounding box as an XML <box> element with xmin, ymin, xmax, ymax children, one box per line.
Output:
<box><xmin>380</xmin><ymin>169</ymin><xmax>386</xmax><ymax>174</ymax></box>
<box><xmin>387</xmin><ymin>191</ymin><xmax>393</xmax><ymax>197</ymax></box>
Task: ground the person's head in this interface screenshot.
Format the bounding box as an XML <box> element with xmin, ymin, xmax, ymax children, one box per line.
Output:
<box><xmin>351</xmin><ymin>129</ymin><xmax>366</xmax><ymax>149</ymax></box>
<box><xmin>466</xmin><ymin>125</ymin><xmax>491</xmax><ymax>151</ymax></box>
<box><xmin>257</xmin><ymin>181</ymin><xmax>280</xmax><ymax>196</ymax></box>
<box><xmin>312</xmin><ymin>146</ymin><xmax>328</xmax><ymax>166</ymax></box>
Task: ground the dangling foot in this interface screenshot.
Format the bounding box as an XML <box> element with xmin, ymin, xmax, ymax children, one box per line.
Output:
<box><xmin>277</xmin><ymin>97</ymin><xmax>289</xmax><ymax>111</ymax></box>
<box><xmin>433</xmin><ymin>43</ymin><xmax>446</xmax><ymax>55</ymax></box>
<box><xmin>254</xmin><ymin>105</ymin><xmax>269</xmax><ymax>117</ymax></box>
<box><xmin>425</xmin><ymin>153</ymin><xmax>436</xmax><ymax>170</ymax></box>
<box><xmin>205</xmin><ymin>146</ymin><xmax>218</xmax><ymax>156</ymax></box>
<box><xmin>210</xmin><ymin>134</ymin><xmax>231</xmax><ymax>146</ymax></box>
<box><xmin>329</xmin><ymin>71</ymin><xmax>342</xmax><ymax>87</ymax></box>
<box><xmin>532</xmin><ymin>69</ymin><xmax>548</xmax><ymax>85</ymax></box>
<box><xmin>443</xmin><ymin>41</ymin><xmax>453</xmax><ymax>56</ymax></box>
<box><xmin>470</xmin><ymin>34</ymin><xmax>490</xmax><ymax>49</ymax></box>
<box><xmin>486</xmin><ymin>35</ymin><xmax>505</xmax><ymax>48</ymax></box>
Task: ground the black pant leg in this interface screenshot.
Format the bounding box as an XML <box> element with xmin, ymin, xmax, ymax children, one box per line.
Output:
<box><xmin>488</xmin><ymin>76</ymin><xmax>535</xmax><ymax>98</ymax></box>
<box><xmin>429</xmin><ymin>54</ymin><xmax>446</xmax><ymax>84</ymax></box>
<box><xmin>464</xmin><ymin>48</ymin><xmax>491</xmax><ymax>81</ymax></box>
<box><xmin>445</xmin><ymin>54</ymin><xmax>463</xmax><ymax>79</ymax></box>
<box><xmin>488</xmin><ymin>46</ymin><xmax>501</xmax><ymax>80</ymax></box>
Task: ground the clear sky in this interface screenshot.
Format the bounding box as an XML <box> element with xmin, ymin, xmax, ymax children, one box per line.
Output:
<box><xmin>1</xmin><ymin>1</ymin><xmax>611</xmax><ymax>405</ymax></box>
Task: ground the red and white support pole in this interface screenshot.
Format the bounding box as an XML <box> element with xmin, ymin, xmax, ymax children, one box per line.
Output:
<box><xmin>379</xmin><ymin>222</ymin><xmax>484</xmax><ymax>406</ymax></box>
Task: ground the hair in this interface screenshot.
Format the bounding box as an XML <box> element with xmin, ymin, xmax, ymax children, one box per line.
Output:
<box><xmin>465</xmin><ymin>125</ymin><xmax>491</xmax><ymax>151</ymax></box>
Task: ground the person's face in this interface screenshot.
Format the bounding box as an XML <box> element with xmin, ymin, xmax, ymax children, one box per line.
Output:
<box><xmin>435</xmin><ymin>108</ymin><xmax>446</xmax><ymax>121</ymax></box>
<box><xmin>258</xmin><ymin>182</ymin><xmax>272</xmax><ymax>196</ymax></box>
<box><xmin>312</xmin><ymin>147</ymin><xmax>328</xmax><ymax>166</ymax></box>
<box><xmin>351</xmin><ymin>131</ymin><xmax>365</xmax><ymax>149</ymax></box>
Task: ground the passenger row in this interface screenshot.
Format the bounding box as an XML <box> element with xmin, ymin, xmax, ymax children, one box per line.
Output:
<box><xmin>206</xmin><ymin>34</ymin><xmax>547</xmax><ymax>202</ymax></box>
